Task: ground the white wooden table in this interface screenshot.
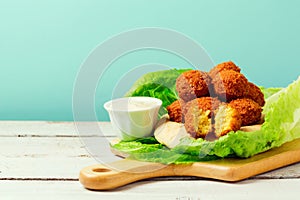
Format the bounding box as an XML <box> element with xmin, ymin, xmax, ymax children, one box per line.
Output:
<box><xmin>1</xmin><ymin>121</ymin><xmax>300</xmax><ymax>200</ymax></box>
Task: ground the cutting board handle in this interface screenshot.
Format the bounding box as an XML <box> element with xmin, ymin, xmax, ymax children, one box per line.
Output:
<box><xmin>79</xmin><ymin>159</ymin><xmax>174</xmax><ymax>190</ymax></box>
<box><xmin>80</xmin><ymin>138</ymin><xmax>300</xmax><ymax>190</ymax></box>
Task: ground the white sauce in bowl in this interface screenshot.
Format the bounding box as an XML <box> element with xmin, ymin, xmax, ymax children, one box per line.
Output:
<box><xmin>104</xmin><ymin>97</ymin><xmax>162</xmax><ymax>112</ymax></box>
<box><xmin>103</xmin><ymin>97</ymin><xmax>162</xmax><ymax>140</ymax></box>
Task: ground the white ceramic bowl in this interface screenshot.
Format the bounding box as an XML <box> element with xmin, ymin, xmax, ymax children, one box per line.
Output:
<box><xmin>104</xmin><ymin>97</ymin><xmax>162</xmax><ymax>141</ymax></box>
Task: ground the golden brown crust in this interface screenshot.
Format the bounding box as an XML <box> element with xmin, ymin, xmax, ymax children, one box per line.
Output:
<box><xmin>183</xmin><ymin>97</ymin><xmax>221</xmax><ymax>139</ymax></box>
<box><xmin>208</xmin><ymin>61</ymin><xmax>241</xmax><ymax>79</ymax></box>
<box><xmin>170</xmin><ymin>61</ymin><xmax>264</xmax><ymax>140</ymax></box>
<box><xmin>246</xmin><ymin>82</ymin><xmax>265</xmax><ymax>106</ymax></box>
<box><xmin>166</xmin><ymin>99</ymin><xmax>185</xmax><ymax>123</ymax></box>
<box><xmin>176</xmin><ymin>70</ymin><xmax>211</xmax><ymax>102</ymax></box>
<box><xmin>229</xmin><ymin>98</ymin><xmax>262</xmax><ymax>126</ymax></box>
<box><xmin>212</xmin><ymin>70</ymin><xmax>249</xmax><ymax>101</ymax></box>
<box><xmin>183</xmin><ymin>97</ymin><xmax>221</xmax><ymax>117</ymax></box>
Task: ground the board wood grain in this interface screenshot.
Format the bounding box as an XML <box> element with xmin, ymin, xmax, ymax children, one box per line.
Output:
<box><xmin>80</xmin><ymin>138</ymin><xmax>300</xmax><ymax>190</ymax></box>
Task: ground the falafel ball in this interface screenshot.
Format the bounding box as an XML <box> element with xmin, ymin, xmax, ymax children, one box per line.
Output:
<box><xmin>184</xmin><ymin>106</ymin><xmax>213</xmax><ymax>139</ymax></box>
<box><xmin>209</xmin><ymin>61</ymin><xmax>241</xmax><ymax>79</ymax></box>
<box><xmin>176</xmin><ymin>70</ymin><xmax>211</xmax><ymax>102</ymax></box>
<box><xmin>229</xmin><ymin>98</ymin><xmax>262</xmax><ymax>126</ymax></box>
<box><xmin>183</xmin><ymin>97</ymin><xmax>221</xmax><ymax>138</ymax></box>
<box><xmin>166</xmin><ymin>99</ymin><xmax>185</xmax><ymax>123</ymax></box>
<box><xmin>214</xmin><ymin>103</ymin><xmax>242</xmax><ymax>137</ymax></box>
<box><xmin>246</xmin><ymin>82</ymin><xmax>265</xmax><ymax>107</ymax></box>
<box><xmin>212</xmin><ymin>70</ymin><xmax>249</xmax><ymax>101</ymax></box>
<box><xmin>183</xmin><ymin>97</ymin><xmax>221</xmax><ymax>118</ymax></box>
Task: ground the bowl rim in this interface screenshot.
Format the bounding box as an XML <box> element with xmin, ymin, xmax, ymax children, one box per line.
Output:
<box><xmin>103</xmin><ymin>96</ymin><xmax>162</xmax><ymax>112</ymax></box>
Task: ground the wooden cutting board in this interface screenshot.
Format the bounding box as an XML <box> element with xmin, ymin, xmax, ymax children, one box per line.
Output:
<box><xmin>80</xmin><ymin>138</ymin><xmax>300</xmax><ymax>190</ymax></box>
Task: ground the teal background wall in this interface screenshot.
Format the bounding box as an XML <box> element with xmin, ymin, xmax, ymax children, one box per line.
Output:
<box><xmin>0</xmin><ymin>0</ymin><xmax>299</xmax><ymax>121</ymax></box>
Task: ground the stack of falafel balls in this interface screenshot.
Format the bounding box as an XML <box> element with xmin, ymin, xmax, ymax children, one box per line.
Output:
<box><xmin>167</xmin><ymin>61</ymin><xmax>265</xmax><ymax>140</ymax></box>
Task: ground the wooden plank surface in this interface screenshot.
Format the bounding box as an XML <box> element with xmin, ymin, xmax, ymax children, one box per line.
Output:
<box><xmin>0</xmin><ymin>121</ymin><xmax>115</xmax><ymax>137</ymax></box>
<box><xmin>1</xmin><ymin>121</ymin><xmax>300</xmax><ymax>199</ymax></box>
<box><xmin>0</xmin><ymin>137</ymin><xmax>121</xmax><ymax>179</ymax></box>
<box><xmin>80</xmin><ymin>138</ymin><xmax>300</xmax><ymax>190</ymax></box>
<box><xmin>1</xmin><ymin>179</ymin><xmax>300</xmax><ymax>200</ymax></box>
<box><xmin>0</xmin><ymin>128</ymin><xmax>300</xmax><ymax>179</ymax></box>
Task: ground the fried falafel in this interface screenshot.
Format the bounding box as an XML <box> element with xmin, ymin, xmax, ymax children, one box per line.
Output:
<box><xmin>246</xmin><ymin>82</ymin><xmax>265</xmax><ymax>106</ymax></box>
<box><xmin>183</xmin><ymin>97</ymin><xmax>221</xmax><ymax>117</ymax></box>
<box><xmin>172</xmin><ymin>61</ymin><xmax>264</xmax><ymax>140</ymax></box>
<box><xmin>212</xmin><ymin>70</ymin><xmax>249</xmax><ymax>101</ymax></box>
<box><xmin>208</xmin><ymin>61</ymin><xmax>241</xmax><ymax>79</ymax></box>
<box><xmin>183</xmin><ymin>97</ymin><xmax>221</xmax><ymax>138</ymax></box>
<box><xmin>184</xmin><ymin>102</ymin><xmax>242</xmax><ymax>139</ymax></box>
<box><xmin>229</xmin><ymin>98</ymin><xmax>262</xmax><ymax>126</ymax></box>
<box><xmin>214</xmin><ymin>103</ymin><xmax>242</xmax><ymax>137</ymax></box>
<box><xmin>166</xmin><ymin>99</ymin><xmax>185</xmax><ymax>123</ymax></box>
<box><xmin>184</xmin><ymin>106</ymin><xmax>212</xmax><ymax>139</ymax></box>
<box><xmin>176</xmin><ymin>70</ymin><xmax>211</xmax><ymax>102</ymax></box>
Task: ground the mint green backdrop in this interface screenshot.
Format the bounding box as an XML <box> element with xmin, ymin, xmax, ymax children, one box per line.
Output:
<box><xmin>1</xmin><ymin>0</ymin><xmax>299</xmax><ymax>121</ymax></box>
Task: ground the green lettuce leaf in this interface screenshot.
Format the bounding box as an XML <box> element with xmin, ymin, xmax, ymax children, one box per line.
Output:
<box><xmin>125</xmin><ymin>69</ymin><xmax>191</xmax><ymax>109</ymax></box>
<box><xmin>113</xmin><ymin>74</ymin><xmax>300</xmax><ymax>164</ymax></box>
<box><xmin>173</xmin><ymin>76</ymin><xmax>300</xmax><ymax>158</ymax></box>
<box><xmin>112</xmin><ymin>137</ymin><xmax>218</xmax><ymax>164</ymax></box>
<box><xmin>262</xmin><ymin>77</ymin><xmax>300</xmax><ymax>147</ymax></box>
<box><xmin>259</xmin><ymin>86</ymin><xmax>283</xmax><ymax>99</ymax></box>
